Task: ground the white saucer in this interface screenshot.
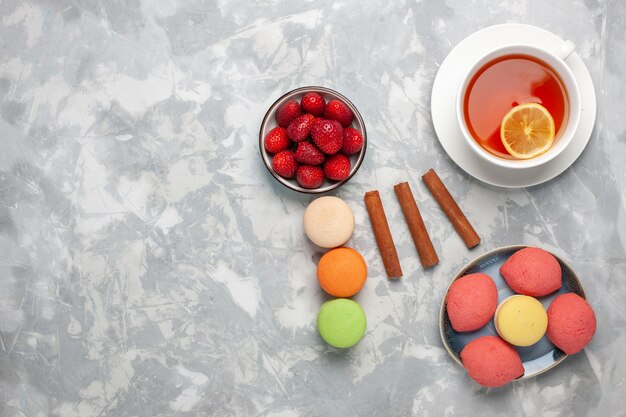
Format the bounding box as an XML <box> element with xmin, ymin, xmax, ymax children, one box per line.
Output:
<box><xmin>431</xmin><ymin>23</ymin><xmax>597</xmax><ymax>188</ymax></box>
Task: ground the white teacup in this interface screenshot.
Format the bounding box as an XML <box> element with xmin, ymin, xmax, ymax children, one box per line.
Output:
<box><xmin>456</xmin><ymin>41</ymin><xmax>581</xmax><ymax>169</ymax></box>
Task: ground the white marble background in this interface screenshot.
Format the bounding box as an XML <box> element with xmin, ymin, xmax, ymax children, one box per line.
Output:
<box><xmin>1</xmin><ymin>0</ymin><xmax>625</xmax><ymax>416</ymax></box>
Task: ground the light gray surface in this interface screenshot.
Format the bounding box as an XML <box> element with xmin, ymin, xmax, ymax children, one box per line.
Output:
<box><xmin>1</xmin><ymin>1</ymin><xmax>625</xmax><ymax>416</ymax></box>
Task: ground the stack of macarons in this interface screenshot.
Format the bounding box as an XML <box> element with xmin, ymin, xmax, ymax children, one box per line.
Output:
<box><xmin>304</xmin><ymin>196</ymin><xmax>368</xmax><ymax>348</ymax></box>
<box><xmin>446</xmin><ymin>247</ymin><xmax>597</xmax><ymax>387</ymax></box>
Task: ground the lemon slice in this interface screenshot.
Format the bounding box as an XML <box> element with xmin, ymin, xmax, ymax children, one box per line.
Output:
<box><xmin>500</xmin><ymin>103</ymin><xmax>555</xmax><ymax>159</ymax></box>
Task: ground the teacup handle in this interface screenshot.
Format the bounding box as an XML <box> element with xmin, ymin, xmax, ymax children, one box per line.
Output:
<box><xmin>557</xmin><ymin>40</ymin><xmax>576</xmax><ymax>61</ymax></box>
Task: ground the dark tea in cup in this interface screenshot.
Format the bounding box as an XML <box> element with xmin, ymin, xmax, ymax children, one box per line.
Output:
<box><xmin>463</xmin><ymin>54</ymin><xmax>569</xmax><ymax>159</ymax></box>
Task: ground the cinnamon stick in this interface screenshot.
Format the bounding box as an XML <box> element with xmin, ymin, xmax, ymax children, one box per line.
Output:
<box><xmin>364</xmin><ymin>190</ymin><xmax>403</xmax><ymax>278</ymax></box>
<box><xmin>422</xmin><ymin>169</ymin><xmax>480</xmax><ymax>249</ymax></box>
<box><xmin>394</xmin><ymin>182</ymin><xmax>439</xmax><ymax>268</ymax></box>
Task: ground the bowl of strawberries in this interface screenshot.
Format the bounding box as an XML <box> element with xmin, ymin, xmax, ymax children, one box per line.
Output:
<box><xmin>259</xmin><ymin>86</ymin><xmax>367</xmax><ymax>193</ymax></box>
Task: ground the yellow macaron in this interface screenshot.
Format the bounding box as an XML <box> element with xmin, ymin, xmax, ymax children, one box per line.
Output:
<box><xmin>495</xmin><ymin>295</ymin><xmax>548</xmax><ymax>347</ymax></box>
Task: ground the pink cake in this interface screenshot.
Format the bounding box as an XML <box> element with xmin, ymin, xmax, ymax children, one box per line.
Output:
<box><xmin>500</xmin><ymin>247</ymin><xmax>562</xmax><ymax>296</ymax></box>
<box><xmin>461</xmin><ymin>336</ymin><xmax>524</xmax><ymax>387</ymax></box>
<box><xmin>547</xmin><ymin>293</ymin><xmax>596</xmax><ymax>354</ymax></box>
<box><xmin>446</xmin><ymin>273</ymin><xmax>498</xmax><ymax>332</ymax></box>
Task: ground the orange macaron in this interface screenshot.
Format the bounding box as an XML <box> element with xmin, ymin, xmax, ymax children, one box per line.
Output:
<box><xmin>317</xmin><ymin>247</ymin><xmax>367</xmax><ymax>297</ymax></box>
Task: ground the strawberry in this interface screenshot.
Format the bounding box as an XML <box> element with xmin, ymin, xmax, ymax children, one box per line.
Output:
<box><xmin>275</xmin><ymin>100</ymin><xmax>302</xmax><ymax>128</ymax></box>
<box><xmin>296</xmin><ymin>165</ymin><xmax>325</xmax><ymax>189</ymax></box>
<box><xmin>272</xmin><ymin>150</ymin><xmax>298</xmax><ymax>178</ymax></box>
<box><xmin>294</xmin><ymin>141</ymin><xmax>325</xmax><ymax>165</ymax></box>
<box><xmin>311</xmin><ymin>119</ymin><xmax>343</xmax><ymax>155</ymax></box>
<box><xmin>301</xmin><ymin>92</ymin><xmax>326</xmax><ymax>116</ymax></box>
<box><xmin>286</xmin><ymin>114</ymin><xmax>315</xmax><ymax>142</ymax></box>
<box><xmin>264</xmin><ymin>127</ymin><xmax>291</xmax><ymax>154</ymax></box>
<box><xmin>323</xmin><ymin>99</ymin><xmax>353</xmax><ymax>127</ymax></box>
<box><xmin>342</xmin><ymin>127</ymin><xmax>364</xmax><ymax>155</ymax></box>
<box><xmin>324</xmin><ymin>153</ymin><xmax>351</xmax><ymax>181</ymax></box>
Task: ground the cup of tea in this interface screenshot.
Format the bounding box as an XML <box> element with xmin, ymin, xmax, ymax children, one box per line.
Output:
<box><xmin>456</xmin><ymin>41</ymin><xmax>581</xmax><ymax>169</ymax></box>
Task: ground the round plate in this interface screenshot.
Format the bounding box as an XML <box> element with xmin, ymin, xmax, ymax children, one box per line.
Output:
<box><xmin>439</xmin><ymin>245</ymin><xmax>586</xmax><ymax>381</ymax></box>
<box><xmin>431</xmin><ymin>23</ymin><xmax>597</xmax><ymax>188</ymax></box>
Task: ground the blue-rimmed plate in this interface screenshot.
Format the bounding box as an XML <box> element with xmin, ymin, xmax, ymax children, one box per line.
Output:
<box><xmin>439</xmin><ymin>245</ymin><xmax>586</xmax><ymax>380</ymax></box>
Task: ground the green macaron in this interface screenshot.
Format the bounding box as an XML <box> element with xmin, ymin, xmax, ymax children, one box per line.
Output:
<box><xmin>317</xmin><ymin>298</ymin><xmax>366</xmax><ymax>348</ymax></box>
